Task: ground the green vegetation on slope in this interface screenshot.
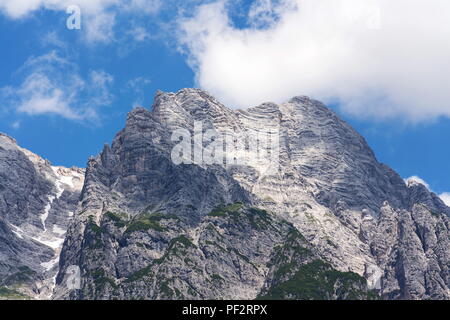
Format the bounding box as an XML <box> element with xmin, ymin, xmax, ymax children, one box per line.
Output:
<box><xmin>104</xmin><ymin>211</ymin><xmax>128</xmax><ymax>228</ymax></box>
<box><xmin>259</xmin><ymin>260</ymin><xmax>377</xmax><ymax>300</ymax></box>
<box><xmin>125</xmin><ymin>212</ymin><xmax>179</xmax><ymax>234</ymax></box>
<box><xmin>85</xmin><ymin>216</ymin><xmax>104</xmax><ymax>249</ymax></box>
<box><xmin>88</xmin><ymin>268</ymin><xmax>118</xmax><ymax>290</ymax></box>
<box><xmin>208</xmin><ymin>202</ymin><xmax>244</xmax><ymax>217</ymax></box>
<box><xmin>207</xmin><ymin>203</ymin><xmax>274</xmax><ymax>231</ymax></box>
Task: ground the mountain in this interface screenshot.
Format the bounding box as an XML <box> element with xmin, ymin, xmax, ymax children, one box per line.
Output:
<box><xmin>0</xmin><ymin>133</ymin><xmax>84</xmax><ymax>299</ymax></box>
<box><xmin>0</xmin><ymin>89</ymin><xmax>448</xmax><ymax>300</ymax></box>
<box><xmin>46</xmin><ymin>88</ymin><xmax>449</xmax><ymax>300</ymax></box>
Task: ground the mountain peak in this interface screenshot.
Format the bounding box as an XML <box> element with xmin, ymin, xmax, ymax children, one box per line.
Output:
<box><xmin>2</xmin><ymin>90</ymin><xmax>446</xmax><ymax>301</ymax></box>
<box><xmin>0</xmin><ymin>132</ymin><xmax>17</xmax><ymax>148</ymax></box>
<box><xmin>54</xmin><ymin>89</ymin><xmax>449</xmax><ymax>300</ymax></box>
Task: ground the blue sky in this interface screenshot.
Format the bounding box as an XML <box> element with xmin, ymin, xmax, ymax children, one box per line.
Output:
<box><xmin>0</xmin><ymin>0</ymin><xmax>449</xmax><ymax>200</ymax></box>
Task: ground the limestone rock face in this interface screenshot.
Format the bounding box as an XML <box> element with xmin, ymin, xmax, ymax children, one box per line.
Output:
<box><xmin>50</xmin><ymin>89</ymin><xmax>449</xmax><ymax>300</ymax></box>
<box><xmin>0</xmin><ymin>133</ymin><xmax>84</xmax><ymax>299</ymax></box>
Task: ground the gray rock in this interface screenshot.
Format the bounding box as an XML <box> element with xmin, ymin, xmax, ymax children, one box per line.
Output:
<box><xmin>0</xmin><ymin>133</ymin><xmax>84</xmax><ymax>299</ymax></box>
<box><xmin>52</xmin><ymin>89</ymin><xmax>449</xmax><ymax>300</ymax></box>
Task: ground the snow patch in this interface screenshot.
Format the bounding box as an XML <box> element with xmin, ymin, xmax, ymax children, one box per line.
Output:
<box><xmin>40</xmin><ymin>256</ymin><xmax>59</xmax><ymax>271</ymax></box>
<box><xmin>9</xmin><ymin>224</ymin><xmax>24</xmax><ymax>239</ymax></box>
<box><xmin>40</xmin><ymin>195</ymin><xmax>56</xmax><ymax>231</ymax></box>
<box><xmin>40</xmin><ymin>167</ymin><xmax>79</xmax><ymax>231</ymax></box>
<box><xmin>30</xmin><ymin>234</ymin><xmax>65</xmax><ymax>250</ymax></box>
<box><xmin>9</xmin><ymin>223</ymin><xmax>65</xmax><ymax>249</ymax></box>
<box><xmin>52</xmin><ymin>225</ymin><xmax>66</xmax><ymax>236</ymax></box>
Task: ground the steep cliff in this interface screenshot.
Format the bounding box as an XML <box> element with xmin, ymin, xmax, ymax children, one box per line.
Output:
<box><xmin>0</xmin><ymin>133</ymin><xmax>84</xmax><ymax>299</ymax></box>
<box><xmin>48</xmin><ymin>89</ymin><xmax>449</xmax><ymax>299</ymax></box>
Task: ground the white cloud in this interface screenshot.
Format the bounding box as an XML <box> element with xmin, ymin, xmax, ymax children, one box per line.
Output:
<box><xmin>127</xmin><ymin>26</ymin><xmax>151</xmax><ymax>42</ymax></box>
<box><xmin>1</xmin><ymin>51</ymin><xmax>114</xmax><ymax>120</ymax></box>
<box><xmin>41</xmin><ymin>31</ymin><xmax>67</xmax><ymax>48</ymax></box>
<box><xmin>11</xmin><ymin>120</ymin><xmax>21</xmax><ymax>129</ymax></box>
<box><xmin>124</xmin><ymin>0</ymin><xmax>162</xmax><ymax>14</ymax></box>
<box><xmin>178</xmin><ymin>0</ymin><xmax>450</xmax><ymax>122</ymax></box>
<box><xmin>247</xmin><ymin>0</ymin><xmax>294</xmax><ymax>28</ymax></box>
<box><xmin>87</xmin><ymin>70</ymin><xmax>115</xmax><ymax>108</ymax></box>
<box><xmin>126</xmin><ymin>76</ymin><xmax>151</xmax><ymax>91</ymax></box>
<box><xmin>0</xmin><ymin>0</ymin><xmax>114</xmax><ymax>19</ymax></box>
<box><xmin>0</xmin><ymin>0</ymin><xmax>160</xmax><ymax>43</ymax></box>
<box><xmin>84</xmin><ymin>11</ymin><xmax>116</xmax><ymax>43</ymax></box>
<box><xmin>125</xmin><ymin>76</ymin><xmax>152</xmax><ymax>105</ymax></box>
<box><xmin>15</xmin><ymin>72</ymin><xmax>80</xmax><ymax>119</ymax></box>
<box><xmin>439</xmin><ymin>193</ymin><xmax>450</xmax><ymax>207</ymax></box>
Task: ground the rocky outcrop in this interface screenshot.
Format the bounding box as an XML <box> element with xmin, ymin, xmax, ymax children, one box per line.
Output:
<box><xmin>0</xmin><ymin>133</ymin><xmax>84</xmax><ymax>299</ymax></box>
<box><xmin>53</xmin><ymin>89</ymin><xmax>449</xmax><ymax>300</ymax></box>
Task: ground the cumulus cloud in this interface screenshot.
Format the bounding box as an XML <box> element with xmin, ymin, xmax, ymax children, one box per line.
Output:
<box><xmin>14</xmin><ymin>72</ymin><xmax>80</xmax><ymax>119</ymax></box>
<box><xmin>178</xmin><ymin>0</ymin><xmax>450</xmax><ymax>121</ymax></box>
<box><xmin>0</xmin><ymin>51</ymin><xmax>114</xmax><ymax>120</ymax></box>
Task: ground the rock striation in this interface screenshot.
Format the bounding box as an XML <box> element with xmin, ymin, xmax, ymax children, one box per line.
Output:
<box><xmin>52</xmin><ymin>89</ymin><xmax>449</xmax><ymax>300</ymax></box>
<box><xmin>0</xmin><ymin>133</ymin><xmax>84</xmax><ymax>299</ymax></box>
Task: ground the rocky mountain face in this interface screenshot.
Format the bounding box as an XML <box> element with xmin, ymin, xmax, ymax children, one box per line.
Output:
<box><xmin>49</xmin><ymin>89</ymin><xmax>449</xmax><ymax>300</ymax></box>
<box><xmin>0</xmin><ymin>133</ymin><xmax>84</xmax><ymax>299</ymax></box>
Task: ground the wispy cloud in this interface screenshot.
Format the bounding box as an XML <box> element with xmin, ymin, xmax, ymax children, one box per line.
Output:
<box><xmin>178</xmin><ymin>0</ymin><xmax>450</xmax><ymax>122</ymax></box>
<box><xmin>83</xmin><ymin>10</ymin><xmax>117</xmax><ymax>44</ymax></box>
<box><xmin>15</xmin><ymin>72</ymin><xmax>81</xmax><ymax>119</ymax></box>
<box><xmin>0</xmin><ymin>0</ymin><xmax>162</xmax><ymax>18</ymax></box>
<box><xmin>124</xmin><ymin>76</ymin><xmax>152</xmax><ymax>106</ymax></box>
<box><xmin>41</xmin><ymin>31</ymin><xmax>68</xmax><ymax>49</ymax></box>
<box><xmin>0</xmin><ymin>0</ymin><xmax>162</xmax><ymax>43</ymax></box>
<box><xmin>127</xmin><ymin>26</ymin><xmax>152</xmax><ymax>42</ymax></box>
<box><xmin>0</xmin><ymin>51</ymin><xmax>114</xmax><ymax>121</ymax></box>
<box><xmin>11</xmin><ymin>120</ymin><xmax>21</xmax><ymax>130</ymax></box>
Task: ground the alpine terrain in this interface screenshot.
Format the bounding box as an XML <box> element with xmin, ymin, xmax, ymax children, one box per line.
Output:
<box><xmin>0</xmin><ymin>133</ymin><xmax>84</xmax><ymax>299</ymax></box>
<box><xmin>1</xmin><ymin>89</ymin><xmax>449</xmax><ymax>300</ymax></box>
